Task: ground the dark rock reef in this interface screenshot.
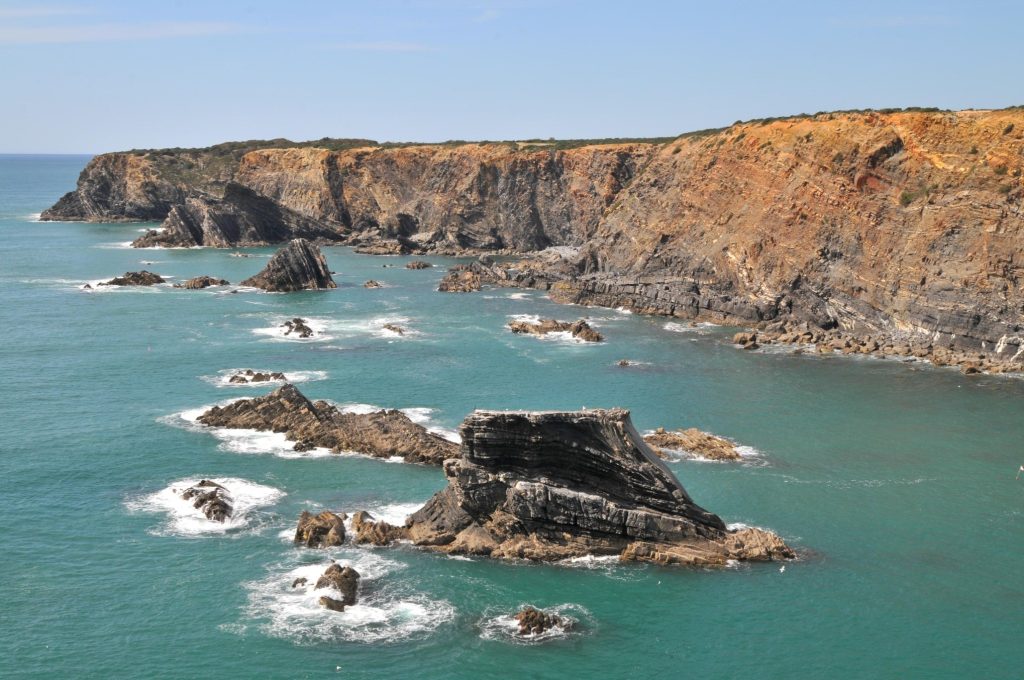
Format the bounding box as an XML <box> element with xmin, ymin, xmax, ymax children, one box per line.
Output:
<box><xmin>282</xmin><ymin>318</ymin><xmax>314</xmax><ymax>338</ymax></box>
<box><xmin>180</xmin><ymin>480</ymin><xmax>232</xmax><ymax>522</ymax></box>
<box><xmin>228</xmin><ymin>369</ymin><xmax>287</xmax><ymax>384</ymax></box>
<box><xmin>507</xmin><ymin>318</ymin><xmax>603</xmax><ymax>342</ymax></box>
<box><xmin>405</xmin><ymin>260</ymin><xmax>432</xmax><ymax>269</ymax></box>
<box><xmin>196</xmin><ymin>383</ymin><xmax>458</xmax><ymax>464</ymax></box>
<box><xmin>352</xmin><ymin>408</ymin><xmax>793</xmax><ymax>566</ymax></box>
<box><xmin>133</xmin><ymin>183</ymin><xmax>342</xmax><ymax>248</ymax></box>
<box><xmin>174</xmin><ymin>275</ymin><xmax>229</xmax><ymax>289</ymax></box>
<box><xmin>294</xmin><ymin>510</ymin><xmax>347</xmax><ymax>547</ymax></box>
<box><xmin>99</xmin><ymin>270</ymin><xmax>165</xmax><ymax>286</ymax></box>
<box><xmin>240</xmin><ymin>239</ymin><xmax>336</xmax><ymax>292</ymax></box>
<box><xmin>644</xmin><ymin>428</ymin><xmax>743</xmax><ymax>461</ymax></box>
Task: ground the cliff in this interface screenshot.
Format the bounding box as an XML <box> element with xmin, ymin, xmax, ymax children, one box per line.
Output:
<box><xmin>42</xmin><ymin>109</ymin><xmax>1024</xmax><ymax>367</ymax></box>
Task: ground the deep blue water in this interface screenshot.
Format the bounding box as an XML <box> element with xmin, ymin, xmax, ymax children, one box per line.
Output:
<box><xmin>1</xmin><ymin>154</ymin><xmax>1022</xmax><ymax>679</ymax></box>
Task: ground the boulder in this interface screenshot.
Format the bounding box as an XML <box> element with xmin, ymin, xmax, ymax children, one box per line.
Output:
<box><xmin>294</xmin><ymin>510</ymin><xmax>347</xmax><ymax>547</ymax></box>
<box><xmin>173</xmin><ymin>275</ymin><xmax>229</xmax><ymax>289</ymax></box>
<box><xmin>196</xmin><ymin>384</ymin><xmax>459</xmax><ymax>465</ymax></box>
<box><xmin>352</xmin><ymin>408</ymin><xmax>793</xmax><ymax>566</ymax></box>
<box><xmin>180</xmin><ymin>480</ymin><xmax>232</xmax><ymax>522</ymax></box>
<box><xmin>507</xmin><ymin>318</ymin><xmax>603</xmax><ymax>342</ymax></box>
<box><xmin>514</xmin><ymin>607</ymin><xmax>571</xmax><ymax>636</ymax></box>
<box><xmin>240</xmin><ymin>239</ymin><xmax>336</xmax><ymax>292</ymax></box>
<box><xmin>283</xmin><ymin>318</ymin><xmax>314</xmax><ymax>338</ymax></box>
<box><xmin>99</xmin><ymin>271</ymin><xmax>165</xmax><ymax>286</ymax></box>
<box><xmin>643</xmin><ymin>427</ymin><xmax>743</xmax><ymax>461</ymax></box>
<box><xmin>315</xmin><ymin>563</ymin><xmax>360</xmax><ymax>606</ymax></box>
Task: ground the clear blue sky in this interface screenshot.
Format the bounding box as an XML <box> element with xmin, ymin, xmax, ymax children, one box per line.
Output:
<box><xmin>1</xmin><ymin>0</ymin><xmax>1021</xmax><ymax>153</ymax></box>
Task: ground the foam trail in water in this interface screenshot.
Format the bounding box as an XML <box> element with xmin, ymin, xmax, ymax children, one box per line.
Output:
<box><xmin>125</xmin><ymin>477</ymin><xmax>284</xmax><ymax>536</ymax></box>
<box><xmin>243</xmin><ymin>551</ymin><xmax>455</xmax><ymax>644</ymax></box>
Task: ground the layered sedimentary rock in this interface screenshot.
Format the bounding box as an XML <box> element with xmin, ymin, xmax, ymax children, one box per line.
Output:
<box><xmin>353</xmin><ymin>408</ymin><xmax>793</xmax><ymax>566</ymax></box>
<box><xmin>133</xmin><ymin>183</ymin><xmax>342</xmax><ymax>248</ymax></box>
<box><xmin>240</xmin><ymin>239</ymin><xmax>336</xmax><ymax>292</ymax></box>
<box><xmin>196</xmin><ymin>384</ymin><xmax>458</xmax><ymax>464</ymax></box>
<box><xmin>44</xmin><ymin>110</ymin><xmax>1024</xmax><ymax>370</ymax></box>
<box><xmin>180</xmin><ymin>480</ymin><xmax>232</xmax><ymax>522</ymax></box>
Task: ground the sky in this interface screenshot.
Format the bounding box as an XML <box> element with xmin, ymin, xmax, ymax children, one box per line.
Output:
<box><xmin>0</xmin><ymin>0</ymin><xmax>1021</xmax><ymax>153</ymax></box>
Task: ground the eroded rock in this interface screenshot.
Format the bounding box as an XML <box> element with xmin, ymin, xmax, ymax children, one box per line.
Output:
<box><xmin>507</xmin><ymin>318</ymin><xmax>603</xmax><ymax>342</ymax></box>
<box><xmin>174</xmin><ymin>275</ymin><xmax>229</xmax><ymax>289</ymax></box>
<box><xmin>644</xmin><ymin>428</ymin><xmax>743</xmax><ymax>461</ymax></box>
<box><xmin>315</xmin><ymin>563</ymin><xmax>360</xmax><ymax>607</ymax></box>
<box><xmin>294</xmin><ymin>510</ymin><xmax>347</xmax><ymax>547</ymax></box>
<box><xmin>99</xmin><ymin>271</ymin><xmax>165</xmax><ymax>286</ymax></box>
<box><xmin>240</xmin><ymin>239</ymin><xmax>336</xmax><ymax>292</ymax></box>
<box><xmin>180</xmin><ymin>480</ymin><xmax>232</xmax><ymax>522</ymax></box>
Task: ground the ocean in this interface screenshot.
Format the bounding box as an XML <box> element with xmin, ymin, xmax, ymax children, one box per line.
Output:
<box><xmin>1</xmin><ymin>154</ymin><xmax>1022</xmax><ymax>679</ymax></box>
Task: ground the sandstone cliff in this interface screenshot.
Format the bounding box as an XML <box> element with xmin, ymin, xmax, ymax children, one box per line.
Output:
<box><xmin>43</xmin><ymin>109</ymin><xmax>1024</xmax><ymax>367</ymax></box>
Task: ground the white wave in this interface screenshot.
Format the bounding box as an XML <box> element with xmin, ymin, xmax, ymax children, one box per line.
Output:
<box><xmin>357</xmin><ymin>502</ymin><xmax>424</xmax><ymax>527</ymax></box>
<box><xmin>334</xmin><ymin>403</ymin><xmax>460</xmax><ymax>443</ymax></box>
<box><xmin>614</xmin><ymin>307</ymin><xmax>633</xmax><ymax>314</ymax></box>
<box><xmin>244</xmin><ymin>552</ymin><xmax>455</xmax><ymax>644</ymax></box>
<box><xmin>664</xmin><ymin>321</ymin><xmax>718</xmax><ymax>334</ymax></box>
<box><xmin>26</xmin><ymin>212</ymin><xmax>41</xmax><ymax>221</ymax></box>
<box><xmin>125</xmin><ymin>477</ymin><xmax>284</xmax><ymax>536</ymax></box>
<box><xmin>478</xmin><ymin>603</ymin><xmax>590</xmax><ymax>644</ymax></box>
<box><xmin>94</xmin><ymin>241</ymin><xmax>135</xmax><ymax>249</ymax></box>
<box><xmin>202</xmin><ymin>369</ymin><xmax>329</xmax><ymax>388</ymax></box>
<box><xmin>78</xmin><ymin>277</ymin><xmax>173</xmax><ymax>293</ymax></box>
<box><xmin>508</xmin><ymin>292</ymin><xmax>530</xmax><ymax>300</ymax></box>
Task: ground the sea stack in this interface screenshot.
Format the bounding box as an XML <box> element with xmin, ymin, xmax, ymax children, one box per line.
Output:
<box><xmin>352</xmin><ymin>408</ymin><xmax>794</xmax><ymax>566</ymax></box>
<box><xmin>240</xmin><ymin>239</ymin><xmax>336</xmax><ymax>292</ymax></box>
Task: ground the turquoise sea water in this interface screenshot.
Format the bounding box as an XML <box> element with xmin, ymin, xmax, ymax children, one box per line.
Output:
<box><xmin>1</xmin><ymin>154</ymin><xmax>1022</xmax><ymax>679</ymax></box>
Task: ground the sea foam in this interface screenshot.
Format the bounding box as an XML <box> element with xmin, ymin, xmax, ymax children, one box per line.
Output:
<box><xmin>125</xmin><ymin>477</ymin><xmax>284</xmax><ymax>537</ymax></box>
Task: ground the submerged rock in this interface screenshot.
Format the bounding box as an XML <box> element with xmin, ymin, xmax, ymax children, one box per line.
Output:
<box><xmin>99</xmin><ymin>271</ymin><xmax>165</xmax><ymax>286</ymax></box>
<box><xmin>180</xmin><ymin>480</ymin><xmax>232</xmax><ymax>522</ymax></box>
<box><xmin>508</xmin><ymin>318</ymin><xmax>603</xmax><ymax>342</ymax></box>
<box><xmin>351</xmin><ymin>409</ymin><xmax>793</xmax><ymax>566</ymax></box>
<box><xmin>364</xmin><ymin>279</ymin><xmax>383</xmax><ymax>288</ymax></box>
<box><xmin>294</xmin><ymin>510</ymin><xmax>347</xmax><ymax>547</ymax></box>
<box><xmin>644</xmin><ymin>427</ymin><xmax>743</xmax><ymax>461</ymax></box>
<box><xmin>196</xmin><ymin>384</ymin><xmax>458</xmax><ymax>465</ymax></box>
<box><xmin>405</xmin><ymin>260</ymin><xmax>432</xmax><ymax>269</ymax></box>
<box><xmin>514</xmin><ymin>606</ymin><xmax>571</xmax><ymax>637</ymax></box>
<box><xmin>382</xmin><ymin>323</ymin><xmax>405</xmax><ymax>336</ymax></box>
<box><xmin>174</xmin><ymin>275</ymin><xmax>229</xmax><ymax>289</ymax></box>
<box><xmin>240</xmin><ymin>238</ymin><xmax>336</xmax><ymax>292</ymax></box>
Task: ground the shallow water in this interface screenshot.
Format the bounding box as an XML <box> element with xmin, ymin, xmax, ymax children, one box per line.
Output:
<box><xmin>1</xmin><ymin>154</ymin><xmax>1023</xmax><ymax>678</ymax></box>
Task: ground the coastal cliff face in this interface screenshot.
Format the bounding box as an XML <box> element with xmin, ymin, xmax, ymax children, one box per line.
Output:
<box><xmin>42</xmin><ymin>109</ymin><xmax>1024</xmax><ymax>364</ymax></box>
<box><xmin>556</xmin><ymin>110</ymin><xmax>1024</xmax><ymax>360</ymax></box>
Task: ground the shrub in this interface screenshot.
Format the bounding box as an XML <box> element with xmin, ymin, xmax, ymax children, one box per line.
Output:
<box><xmin>994</xmin><ymin>165</ymin><xmax>1008</xmax><ymax>175</ymax></box>
<box><xmin>1004</xmin><ymin>123</ymin><xmax>1015</xmax><ymax>135</ymax></box>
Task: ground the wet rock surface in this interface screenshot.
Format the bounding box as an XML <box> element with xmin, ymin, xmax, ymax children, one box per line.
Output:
<box><xmin>180</xmin><ymin>480</ymin><xmax>232</xmax><ymax>522</ymax></box>
<box><xmin>282</xmin><ymin>318</ymin><xmax>314</xmax><ymax>338</ymax></box>
<box><xmin>514</xmin><ymin>607</ymin><xmax>572</xmax><ymax>637</ymax></box>
<box><xmin>507</xmin><ymin>318</ymin><xmax>603</xmax><ymax>342</ymax></box>
<box><xmin>228</xmin><ymin>369</ymin><xmax>287</xmax><ymax>384</ymax></box>
<box><xmin>196</xmin><ymin>384</ymin><xmax>458</xmax><ymax>465</ymax></box>
<box><xmin>352</xmin><ymin>408</ymin><xmax>793</xmax><ymax>566</ymax></box>
<box><xmin>99</xmin><ymin>271</ymin><xmax>165</xmax><ymax>286</ymax></box>
<box><xmin>240</xmin><ymin>239</ymin><xmax>336</xmax><ymax>292</ymax></box>
<box><xmin>173</xmin><ymin>275</ymin><xmax>229</xmax><ymax>289</ymax></box>
<box><xmin>315</xmin><ymin>563</ymin><xmax>360</xmax><ymax>607</ymax></box>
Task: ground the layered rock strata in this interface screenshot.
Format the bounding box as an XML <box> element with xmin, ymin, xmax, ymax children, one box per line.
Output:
<box><xmin>196</xmin><ymin>384</ymin><xmax>458</xmax><ymax>464</ymax></box>
<box><xmin>240</xmin><ymin>239</ymin><xmax>336</xmax><ymax>292</ymax></box>
<box><xmin>352</xmin><ymin>408</ymin><xmax>793</xmax><ymax>566</ymax></box>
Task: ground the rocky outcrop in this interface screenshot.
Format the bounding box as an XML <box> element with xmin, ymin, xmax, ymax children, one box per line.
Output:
<box><xmin>351</xmin><ymin>510</ymin><xmax>409</xmax><ymax>546</ymax></box>
<box><xmin>133</xmin><ymin>183</ymin><xmax>342</xmax><ymax>248</ymax></box>
<box><xmin>363</xmin><ymin>280</ymin><xmax>383</xmax><ymax>288</ymax></box>
<box><xmin>315</xmin><ymin>563</ymin><xmax>360</xmax><ymax>612</ymax></box>
<box><xmin>514</xmin><ymin>607</ymin><xmax>572</xmax><ymax>637</ymax></box>
<box><xmin>405</xmin><ymin>260</ymin><xmax>432</xmax><ymax>269</ymax></box>
<box><xmin>282</xmin><ymin>318</ymin><xmax>314</xmax><ymax>338</ymax></box>
<box><xmin>174</xmin><ymin>275</ymin><xmax>229</xmax><ymax>289</ymax></box>
<box><xmin>644</xmin><ymin>428</ymin><xmax>743</xmax><ymax>461</ymax></box>
<box><xmin>351</xmin><ymin>408</ymin><xmax>793</xmax><ymax>566</ymax></box>
<box><xmin>437</xmin><ymin>265</ymin><xmax>482</xmax><ymax>292</ymax></box>
<box><xmin>294</xmin><ymin>510</ymin><xmax>346</xmax><ymax>547</ymax></box>
<box><xmin>507</xmin><ymin>318</ymin><xmax>603</xmax><ymax>342</ymax></box>
<box><xmin>240</xmin><ymin>239</ymin><xmax>336</xmax><ymax>292</ymax></box>
<box><xmin>99</xmin><ymin>271</ymin><xmax>165</xmax><ymax>286</ymax></box>
<box><xmin>180</xmin><ymin>480</ymin><xmax>232</xmax><ymax>522</ymax></box>
<box><xmin>228</xmin><ymin>369</ymin><xmax>287</xmax><ymax>384</ymax></box>
<box><xmin>196</xmin><ymin>384</ymin><xmax>458</xmax><ymax>464</ymax></box>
